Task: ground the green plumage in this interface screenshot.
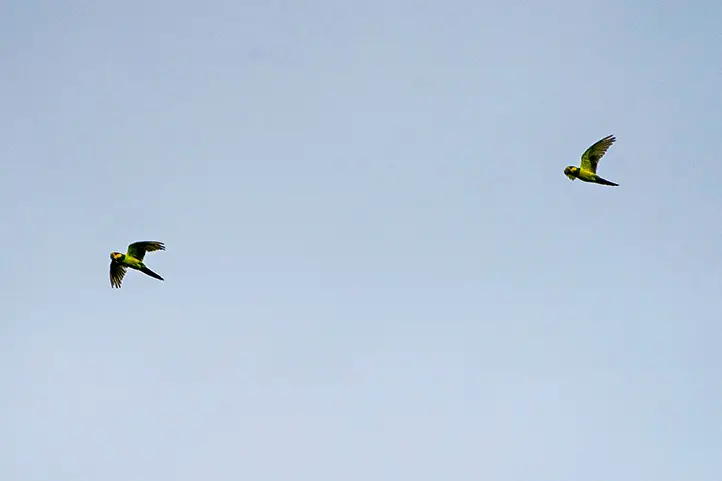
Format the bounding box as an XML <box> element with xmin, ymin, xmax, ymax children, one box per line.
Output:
<box><xmin>563</xmin><ymin>135</ymin><xmax>619</xmax><ymax>186</ymax></box>
<box><xmin>110</xmin><ymin>241</ymin><xmax>165</xmax><ymax>288</ymax></box>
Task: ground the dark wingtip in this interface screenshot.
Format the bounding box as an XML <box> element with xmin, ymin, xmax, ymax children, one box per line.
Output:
<box><xmin>148</xmin><ymin>241</ymin><xmax>166</xmax><ymax>250</ymax></box>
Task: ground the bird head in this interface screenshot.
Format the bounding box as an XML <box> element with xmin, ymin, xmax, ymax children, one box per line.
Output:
<box><xmin>563</xmin><ymin>166</ymin><xmax>577</xmax><ymax>181</ymax></box>
<box><xmin>110</xmin><ymin>252</ymin><xmax>124</xmax><ymax>261</ymax></box>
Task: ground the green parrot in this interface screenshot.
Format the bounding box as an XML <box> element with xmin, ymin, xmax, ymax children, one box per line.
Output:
<box><xmin>563</xmin><ymin>135</ymin><xmax>619</xmax><ymax>186</ymax></box>
<box><xmin>110</xmin><ymin>241</ymin><xmax>165</xmax><ymax>288</ymax></box>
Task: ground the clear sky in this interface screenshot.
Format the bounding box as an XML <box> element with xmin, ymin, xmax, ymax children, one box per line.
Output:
<box><xmin>2</xmin><ymin>0</ymin><xmax>721</xmax><ymax>479</ymax></box>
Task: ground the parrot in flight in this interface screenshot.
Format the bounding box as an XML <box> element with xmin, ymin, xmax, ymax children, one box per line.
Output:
<box><xmin>563</xmin><ymin>135</ymin><xmax>619</xmax><ymax>186</ymax></box>
<box><xmin>110</xmin><ymin>241</ymin><xmax>165</xmax><ymax>288</ymax></box>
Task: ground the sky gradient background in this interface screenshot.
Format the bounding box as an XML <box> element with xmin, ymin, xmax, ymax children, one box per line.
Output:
<box><xmin>2</xmin><ymin>1</ymin><xmax>722</xmax><ymax>480</ymax></box>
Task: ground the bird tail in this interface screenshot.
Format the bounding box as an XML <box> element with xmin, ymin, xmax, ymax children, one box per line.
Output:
<box><xmin>141</xmin><ymin>266</ymin><xmax>164</xmax><ymax>281</ymax></box>
<box><xmin>595</xmin><ymin>176</ymin><xmax>619</xmax><ymax>186</ymax></box>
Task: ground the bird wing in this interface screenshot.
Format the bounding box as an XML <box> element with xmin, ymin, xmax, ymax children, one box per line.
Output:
<box><xmin>126</xmin><ymin>241</ymin><xmax>165</xmax><ymax>261</ymax></box>
<box><xmin>580</xmin><ymin>135</ymin><xmax>615</xmax><ymax>173</ymax></box>
<box><xmin>110</xmin><ymin>260</ymin><xmax>127</xmax><ymax>288</ymax></box>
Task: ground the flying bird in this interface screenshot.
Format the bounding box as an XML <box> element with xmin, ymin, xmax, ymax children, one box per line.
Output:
<box><xmin>109</xmin><ymin>241</ymin><xmax>165</xmax><ymax>288</ymax></box>
<box><xmin>563</xmin><ymin>135</ymin><xmax>619</xmax><ymax>186</ymax></box>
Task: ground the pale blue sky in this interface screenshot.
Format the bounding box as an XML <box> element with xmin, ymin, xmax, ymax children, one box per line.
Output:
<box><xmin>2</xmin><ymin>1</ymin><xmax>722</xmax><ymax>479</ymax></box>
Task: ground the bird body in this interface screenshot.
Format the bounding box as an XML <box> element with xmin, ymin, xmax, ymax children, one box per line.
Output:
<box><xmin>564</xmin><ymin>135</ymin><xmax>619</xmax><ymax>186</ymax></box>
<box><xmin>110</xmin><ymin>241</ymin><xmax>165</xmax><ymax>288</ymax></box>
<box><xmin>564</xmin><ymin>166</ymin><xmax>618</xmax><ymax>186</ymax></box>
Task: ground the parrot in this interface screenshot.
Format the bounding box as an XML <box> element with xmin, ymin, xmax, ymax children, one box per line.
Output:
<box><xmin>110</xmin><ymin>241</ymin><xmax>165</xmax><ymax>288</ymax></box>
<box><xmin>563</xmin><ymin>135</ymin><xmax>619</xmax><ymax>186</ymax></box>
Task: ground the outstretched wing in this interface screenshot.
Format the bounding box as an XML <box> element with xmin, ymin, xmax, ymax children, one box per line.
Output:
<box><xmin>580</xmin><ymin>135</ymin><xmax>615</xmax><ymax>173</ymax></box>
<box><xmin>110</xmin><ymin>260</ymin><xmax>127</xmax><ymax>288</ymax></box>
<box><xmin>126</xmin><ymin>241</ymin><xmax>165</xmax><ymax>261</ymax></box>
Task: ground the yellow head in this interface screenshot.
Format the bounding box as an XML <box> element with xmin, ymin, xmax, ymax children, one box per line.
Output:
<box><xmin>110</xmin><ymin>252</ymin><xmax>124</xmax><ymax>261</ymax></box>
<box><xmin>563</xmin><ymin>166</ymin><xmax>578</xmax><ymax>181</ymax></box>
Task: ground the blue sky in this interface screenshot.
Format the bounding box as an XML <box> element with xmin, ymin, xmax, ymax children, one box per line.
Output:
<box><xmin>2</xmin><ymin>1</ymin><xmax>721</xmax><ymax>479</ymax></box>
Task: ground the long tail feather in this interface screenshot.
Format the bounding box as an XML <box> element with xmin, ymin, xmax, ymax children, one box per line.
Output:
<box><xmin>595</xmin><ymin>176</ymin><xmax>619</xmax><ymax>186</ymax></box>
<box><xmin>141</xmin><ymin>266</ymin><xmax>164</xmax><ymax>281</ymax></box>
